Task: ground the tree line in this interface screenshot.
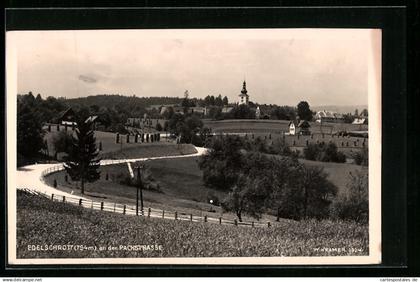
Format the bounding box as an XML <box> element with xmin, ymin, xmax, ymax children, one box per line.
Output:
<box><xmin>198</xmin><ymin>135</ymin><xmax>368</xmax><ymax>223</ymax></box>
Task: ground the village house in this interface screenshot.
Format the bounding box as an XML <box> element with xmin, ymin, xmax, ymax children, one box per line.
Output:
<box><xmin>352</xmin><ymin>117</ymin><xmax>368</xmax><ymax>125</ymax></box>
<box><xmin>85</xmin><ymin>115</ymin><xmax>103</xmax><ymax>130</ymax></box>
<box><xmin>57</xmin><ymin>107</ymin><xmax>77</xmax><ymax>126</ymax></box>
<box><xmin>315</xmin><ymin>110</ymin><xmax>344</xmax><ymax>123</ymax></box>
<box><xmin>221</xmin><ymin>106</ymin><xmax>234</xmax><ymax>114</ymax></box>
<box><xmin>288</xmin><ymin>120</ymin><xmax>311</xmax><ymax>135</ymax></box>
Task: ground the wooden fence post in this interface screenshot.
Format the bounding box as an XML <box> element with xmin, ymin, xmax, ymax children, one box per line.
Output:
<box><xmin>91</xmin><ymin>200</ymin><xmax>93</xmax><ymax>209</ymax></box>
<box><xmin>162</xmin><ymin>210</ymin><xmax>165</xmax><ymax>218</ymax></box>
<box><xmin>114</xmin><ymin>203</ymin><xmax>116</xmax><ymax>212</ymax></box>
<box><xmin>252</xmin><ymin>221</ymin><xmax>254</xmax><ymax>227</ymax></box>
<box><xmin>51</xmin><ymin>194</ymin><xmax>54</xmax><ymax>200</ymax></box>
<box><xmin>62</xmin><ymin>196</ymin><xmax>65</xmax><ymax>203</ymax></box>
<box><xmin>174</xmin><ymin>211</ymin><xmax>178</xmax><ymax>220</ymax></box>
<box><xmin>219</xmin><ymin>217</ymin><xmax>222</xmax><ymax>225</ymax></box>
<box><xmin>190</xmin><ymin>214</ymin><xmax>193</xmax><ymax>221</ymax></box>
<box><xmin>79</xmin><ymin>199</ymin><xmax>82</xmax><ymax>206</ymax></box>
<box><xmin>101</xmin><ymin>202</ymin><xmax>104</xmax><ymax>210</ymax></box>
<box><xmin>267</xmin><ymin>222</ymin><xmax>271</xmax><ymax>228</ymax></box>
<box><xmin>234</xmin><ymin>219</ymin><xmax>238</xmax><ymax>226</ymax></box>
<box><xmin>204</xmin><ymin>215</ymin><xmax>207</xmax><ymax>222</ymax></box>
<box><xmin>123</xmin><ymin>205</ymin><xmax>126</xmax><ymax>214</ymax></box>
<box><xmin>148</xmin><ymin>208</ymin><xmax>151</xmax><ymax>217</ymax></box>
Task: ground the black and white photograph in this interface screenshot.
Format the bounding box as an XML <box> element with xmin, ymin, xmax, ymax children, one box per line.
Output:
<box><xmin>6</xmin><ymin>28</ymin><xmax>382</xmax><ymax>265</ymax></box>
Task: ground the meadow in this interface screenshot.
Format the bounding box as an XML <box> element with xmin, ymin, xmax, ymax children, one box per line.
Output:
<box><xmin>203</xmin><ymin>119</ymin><xmax>368</xmax><ymax>134</ymax></box>
<box><xmin>16</xmin><ymin>190</ymin><xmax>369</xmax><ymax>258</ymax></box>
<box><xmin>203</xmin><ymin>119</ymin><xmax>368</xmax><ymax>158</ymax></box>
<box><xmin>43</xmin><ymin>125</ymin><xmax>173</xmax><ymax>158</ymax></box>
<box><xmin>45</xmin><ymin>153</ymin><xmax>363</xmax><ymax>221</ymax></box>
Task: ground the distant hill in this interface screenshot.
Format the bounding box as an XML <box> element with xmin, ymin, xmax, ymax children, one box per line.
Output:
<box><xmin>312</xmin><ymin>105</ymin><xmax>368</xmax><ymax>114</ymax></box>
<box><xmin>64</xmin><ymin>94</ymin><xmax>184</xmax><ymax>110</ymax></box>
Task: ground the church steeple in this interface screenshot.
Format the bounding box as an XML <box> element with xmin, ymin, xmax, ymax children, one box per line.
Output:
<box><xmin>241</xmin><ymin>80</ymin><xmax>248</xmax><ymax>95</ymax></box>
<box><xmin>238</xmin><ymin>80</ymin><xmax>249</xmax><ymax>105</ymax></box>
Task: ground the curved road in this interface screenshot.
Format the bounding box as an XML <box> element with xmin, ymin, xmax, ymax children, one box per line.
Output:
<box><xmin>16</xmin><ymin>146</ymin><xmax>208</xmax><ymax>201</ymax></box>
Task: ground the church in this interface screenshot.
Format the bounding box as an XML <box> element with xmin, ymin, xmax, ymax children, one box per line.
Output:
<box><xmin>238</xmin><ymin>80</ymin><xmax>250</xmax><ymax>105</ymax></box>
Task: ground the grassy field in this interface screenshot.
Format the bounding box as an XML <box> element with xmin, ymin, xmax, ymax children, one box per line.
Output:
<box><xmin>43</xmin><ymin>126</ymin><xmax>173</xmax><ymax>158</ymax></box>
<box><xmin>45</xmin><ymin>153</ymin><xmax>363</xmax><ymax>221</ymax></box>
<box><xmin>203</xmin><ymin>119</ymin><xmax>368</xmax><ymax>134</ymax></box>
<box><xmin>17</xmin><ymin>190</ymin><xmax>369</xmax><ymax>258</ymax></box>
<box><xmin>203</xmin><ymin>120</ymin><xmax>367</xmax><ymax>158</ymax></box>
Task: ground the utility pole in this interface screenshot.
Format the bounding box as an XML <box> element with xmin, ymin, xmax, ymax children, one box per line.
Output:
<box><xmin>135</xmin><ymin>165</ymin><xmax>144</xmax><ymax>215</ymax></box>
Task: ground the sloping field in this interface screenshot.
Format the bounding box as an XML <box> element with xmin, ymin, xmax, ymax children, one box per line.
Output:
<box><xmin>298</xmin><ymin>159</ymin><xmax>366</xmax><ymax>196</ymax></box>
<box><xmin>45</xmin><ymin>154</ymin><xmax>363</xmax><ymax>221</ymax></box>
<box><xmin>204</xmin><ymin>119</ymin><xmax>368</xmax><ymax>135</ymax></box>
<box><xmin>43</xmin><ymin>127</ymin><xmax>172</xmax><ymax>157</ymax></box>
<box><xmin>16</xmin><ymin>190</ymin><xmax>368</xmax><ymax>258</ymax></box>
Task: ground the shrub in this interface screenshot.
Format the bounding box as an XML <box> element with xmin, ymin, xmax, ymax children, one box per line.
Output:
<box><xmin>330</xmin><ymin>169</ymin><xmax>368</xmax><ymax>223</ymax></box>
<box><xmin>304</xmin><ymin>143</ymin><xmax>346</xmax><ymax>163</ymax></box>
<box><xmin>206</xmin><ymin>191</ymin><xmax>220</xmax><ymax>206</ymax></box>
<box><xmin>352</xmin><ymin>147</ymin><xmax>369</xmax><ymax>166</ymax></box>
<box><xmin>303</xmin><ymin>143</ymin><xmax>320</xmax><ymax>161</ymax></box>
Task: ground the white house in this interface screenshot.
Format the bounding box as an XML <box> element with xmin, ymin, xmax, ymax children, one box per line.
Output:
<box><xmin>255</xmin><ymin>106</ymin><xmax>261</xmax><ymax>119</ymax></box>
<box><xmin>288</xmin><ymin>122</ymin><xmax>296</xmax><ymax>135</ymax></box>
<box><xmin>352</xmin><ymin>118</ymin><xmax>367</xmax><ymax>125</ymax></box>
<box><xmin>315</xmin><ymin>110</ymin><xmax>344</xmax><ymax>123</ymax></box>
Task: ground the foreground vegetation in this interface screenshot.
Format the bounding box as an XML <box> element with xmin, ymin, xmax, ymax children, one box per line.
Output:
<box><xmin>45</xmin><ymin>153</ymin><xmax>364</xmax><ymax>223</ymax></box>
<box><xmin>199</xmin><ymin>135</ymin><xmax>368</xmax><ymax>223</ymax></box>
<box><xmin>17</xmin><ymin>190</ymin><xmax>368</xmax><ymax>258</ymax></box>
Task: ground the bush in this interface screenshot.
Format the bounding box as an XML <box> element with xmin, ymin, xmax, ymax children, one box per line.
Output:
<box><xmin>206</xmin><ymin>191</ymin><xmax>220</xmax><ymax>206</ymax></box>
<box><xmin>330</xmin><ymin>169</ymin><xmax>368</xmax><ymax>223</ymax></box>
<box><xmin>304</xmin><ymin>143</ymin><xmax>346</xmax><ymax>163</ymax></box>
<box><xmin>352</xmin><ymin>147</ymin><xmax>369</xmax><ymax>166</ymax></box>
<box><xmin>51</xmin><ymin>131</ymin><xmax>74</xmax><ymax>154</ymax></box>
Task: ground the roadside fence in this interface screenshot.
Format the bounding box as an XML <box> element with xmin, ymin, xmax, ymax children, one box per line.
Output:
<box><xmin>18</xmin><ymin>188</ymin><xmax>272</xmax><ymax>228</ymax></box>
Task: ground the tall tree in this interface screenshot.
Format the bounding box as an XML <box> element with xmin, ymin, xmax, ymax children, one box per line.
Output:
<box><xmin>181</xmin><ymin>90</ymin><xmax>190</xmax><ymax>109</ymax></box>
<box><xmin>222</xmin><ymin>96</ymin><xmax>229</xmax><ymax>106</ymax></box>
<box><xmin>297</xmin><ymin>101</ymin><xmax>313</xmax><ymax>121</ymax></box>
<box><xmin>221</xmin><ymin>174</ymin><xmax>270</xmax><ymax>222</ymax></box>
<box><xmin>17</xmin><ymin>102</ymin><xmax>45</xmax><ymax>161</ymax></box>
<box><xmin>361</xmin><ymin>108</ymin><xmax>368</xmax><ymax>117</ymax></box>
<box><xmin>64</xmin><ymin>120</ymin><xmax>101</xmax><ymax>194</ymax></box>
<box><xmin>215</xmin><ymin>94</ymin><xmax>223</xmax><ymax>107</ymax></box>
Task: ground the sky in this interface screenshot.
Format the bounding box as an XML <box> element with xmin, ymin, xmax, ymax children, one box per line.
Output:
<box><xmin>8</xmin><ymin>29</ymin><xmax>377</xmax><ymax>107</ymax></box>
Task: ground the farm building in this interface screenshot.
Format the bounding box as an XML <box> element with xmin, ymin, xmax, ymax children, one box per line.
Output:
<box><xmin>85</xmin><ymin>115</ymin><xmax>104</xmax><ymax>130</ymax></box>
<box><xmin>288</xmin><ymin>121</ymin><xmax>296</xmax><ymax>135</ymax></box>
<box><xmin>288</xmin><ymin>120</ymin><xmax>311</xmax><ymax>135</ymax></box>
<box><xmin>315</xmin><ymin>110</ymin><xmax>344</xmax><ymax>123</ymax></box>
<box><xmin>298</xmin><ymin>120</ymin><xmax>311</xmax><ymax>135</ymax></box>
<box><xmin>57</xmin><ymin>107</ymin><xmax>77</xmax><ymax>126</ymax></box>
<box><xmin>255</xmin><ymin>106</ymin><xmax>261</xmax><ymax>119</ymax></box>
<box><xmin>352</xmin><ymin>118</ymin><xmax>368</xmax><ymax>125</ymax></box>
<box><xmin>221</xmin><ymin>106</ymin><xmax>234</xmax><ymax>114</ymax></box>
<box><xmin>188</xmin><ymin>106</ymin><xmax>206</xmax><ymax>115</ymax></box>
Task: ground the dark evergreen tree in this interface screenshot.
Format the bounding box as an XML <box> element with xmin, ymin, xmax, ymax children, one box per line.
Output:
<box><xmin>64</xmin><ymin>120</ymin><xmax>101</xmax><ymax>194</ymax></box>
<box><xmin>222</xmin><ymin>96</ymin><xmax>229</xmax><ymax>106</ymax></box>
<box><xmin>17</xmin><ymin>102</ymin><xmax>45</xmax><ymax>160</ymax></box>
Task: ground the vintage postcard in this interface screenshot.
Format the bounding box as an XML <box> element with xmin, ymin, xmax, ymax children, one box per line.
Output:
<box><xmin>6</xmin><ymin>28</ymin><xmax>381</xmax><ymax>265</ymax></box>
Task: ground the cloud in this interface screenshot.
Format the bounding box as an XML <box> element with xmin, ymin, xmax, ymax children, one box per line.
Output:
<box><xmin>78</xmin><ymin>75</ymin><xmax>97</xmax><ymax>84</ymax></box>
